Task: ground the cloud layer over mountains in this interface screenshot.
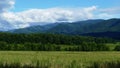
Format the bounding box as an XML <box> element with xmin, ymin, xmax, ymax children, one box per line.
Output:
<box><xmin>0</xmin><ymin>0</ymin><xmax>119</xmax><ymax>31</ymax></box>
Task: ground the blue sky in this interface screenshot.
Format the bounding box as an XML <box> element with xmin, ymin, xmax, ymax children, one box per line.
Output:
<box><xmin>14</xmin><ymin>0</ymin><xmax>120</xmax><ymax>11</ymax></box>
<box><xmin>0</xmin><ymin>0</ymin><xmax>120</xmax><ymax>30</ymax></box>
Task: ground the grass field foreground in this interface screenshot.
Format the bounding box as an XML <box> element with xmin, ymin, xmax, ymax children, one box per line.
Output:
<box><xmin>0</xmin><ymin>51</ymin><xmax>120</xmax><ymax>68</ymax></box>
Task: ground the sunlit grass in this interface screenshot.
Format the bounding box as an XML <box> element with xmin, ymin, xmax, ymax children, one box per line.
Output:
<box><xmin>0</xmin><ymin>51</ymin><xmax>120</xmax><ymax>68</ymax></box>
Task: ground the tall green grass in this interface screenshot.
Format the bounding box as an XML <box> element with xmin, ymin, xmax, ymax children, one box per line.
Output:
<box><xmin>89</xmin><ymin>61</ymin><xmax>120</xmax><ymax>68</ymax></box>
<box><xmin>0</xmin><ymin>51</ymin><xmax>120</xmax><ymax>68</ymax></box>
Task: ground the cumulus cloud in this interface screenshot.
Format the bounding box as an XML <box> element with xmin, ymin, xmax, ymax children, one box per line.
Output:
<box><xmin>0</xmin><ymin>0</ymin><xmax>16</xmax><ymax>31</ymax></box>
<box><xmin>0</xmin><ymin>5</ymin><xmax>97</xmax><ymax>30</ymax></box>
<box><xmin>5</xmin><ymin>6</ymin><xmax>96</xmax><ymax>23</ymax></box>
<box><xmin>0</xmin><ymin>0</ymin><xmax>119</xmax><ymax>31</ymax></box>
<box><xmin>0</xmin><ymin>0</ymin><xmax>14</xmax><ymax>13</ymax></box>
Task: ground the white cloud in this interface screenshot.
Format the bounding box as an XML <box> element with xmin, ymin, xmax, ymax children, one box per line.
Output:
<box><xmin>97</xmin><ymin>13</ymin><xmax>113</xmax><ymax>19</ymax></box>
<box><xmin>95</xmin><ymin>7</ymin><xmax>120</xmax><ymax>19</ymax></box>
<box><xmin>8</xmin><ymin>6</ymin><xmax>96</xmax><ymax>23</ymax></box>
<box><xmin>0</xmin><ymin>6</ymin><xmax>97</xmax><ymax>30</ymax></box>
<box><xmin>99</xmin><ymin>7</ymin><xmax>120</xmax><ymax>14</ymax></box>
<box><xmin>0</xmin><ymin>0</ymin><xmax>119</xmax><ymax>31</ymax></box>
<box><xmin>0</xmin><ymin>0</ymin><xmax>14</xmax><ymax>13</ymax></box>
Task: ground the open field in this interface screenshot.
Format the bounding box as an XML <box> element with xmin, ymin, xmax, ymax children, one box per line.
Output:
<box><xmin>0</xmin><ymin>51</ymin><xmax>120</xmax><ymax>68</ymax></box>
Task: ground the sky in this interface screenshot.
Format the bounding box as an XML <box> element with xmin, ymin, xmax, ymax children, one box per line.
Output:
<box><xmin>14</xmin><ymin>0</ymin><xmax>120</xmax><ymax>11</ymax></box>
<box><xmin>0</xmin><ymin>0</ymin><xmax>120</xmax><ymax>31</ymax></box>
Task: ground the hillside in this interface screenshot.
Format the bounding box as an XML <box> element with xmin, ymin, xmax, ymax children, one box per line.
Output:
<box><xmin>8</xmin><ymin>18</ymin><xmax>120</xmax><ymax>39</ymax></box>
<box><xmin>9</xmin><ymin>19</ymin><xmax>104</xmax><ymax>33</ymax></box>
<box><xmin>47</xmin><ymin>18</ymin><xmax>120</xmax><ymax>34</ymax></box>
<box><xmin>9</xmin><ymin>23</ymin><xmax>58</xmax><ymax>33</ymax></box>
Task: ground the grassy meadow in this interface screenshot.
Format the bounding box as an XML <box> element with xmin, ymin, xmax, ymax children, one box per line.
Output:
<box><xmin>0</xmin><ymin>51</ymin><xmax>120</xmax><ymax>68</ymax></box>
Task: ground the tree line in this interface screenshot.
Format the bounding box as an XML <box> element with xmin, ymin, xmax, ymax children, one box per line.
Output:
<box><xmin>0</xmin><ymin>32</ymin><xmax>117</xmax><ymax>51</ymax></box>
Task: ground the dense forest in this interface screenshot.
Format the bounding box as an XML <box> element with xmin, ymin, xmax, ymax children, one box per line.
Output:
<box><xmin>0</xmin><ymin>32</ymin><xmax>118</xmax><ymax>51</ymax></box>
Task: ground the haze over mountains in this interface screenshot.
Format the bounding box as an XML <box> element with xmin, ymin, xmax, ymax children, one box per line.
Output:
<box><xmin>0</xmin><ymin>0</ymin><xmax>120</xmax><ymax>32</ymax></box>
<box><xmin>7</xmin><ymin>18</ymin><xmax>120</xmax><ymax>39</ymax></box>
<box><xmin>9</xmin><ymin>18</ymin><xmax>120</xmax><ymax>33</ymax></box>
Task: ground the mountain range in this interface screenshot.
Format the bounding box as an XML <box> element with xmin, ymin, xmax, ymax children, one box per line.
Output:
<box><xmin>8</xmin><ymin>18</ymin><xmax>120</xmax><ymax>39</ymax></box>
